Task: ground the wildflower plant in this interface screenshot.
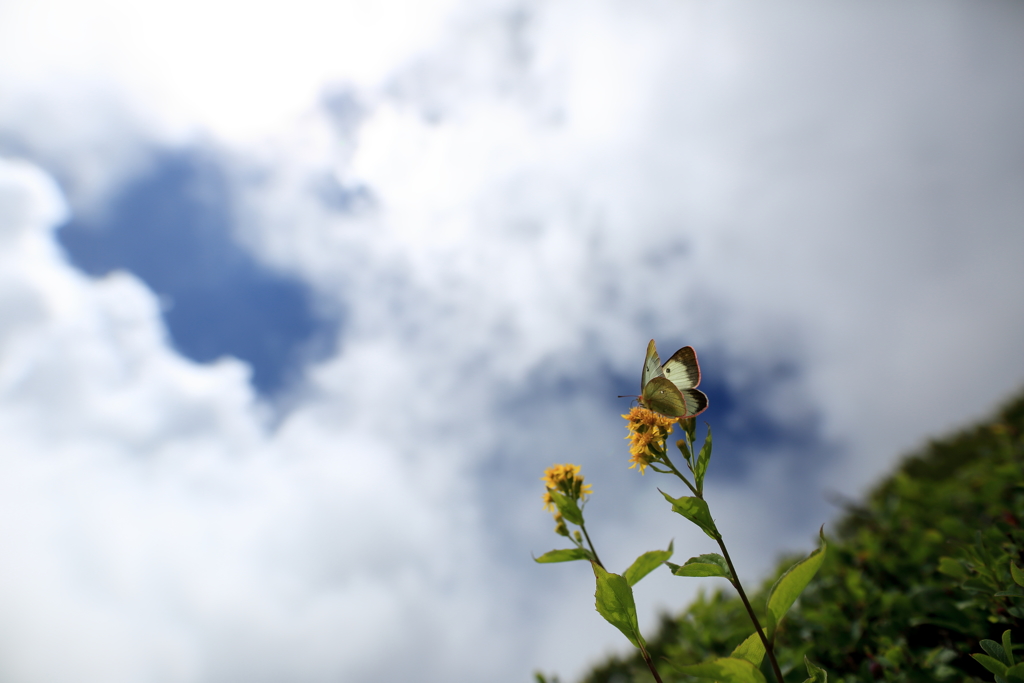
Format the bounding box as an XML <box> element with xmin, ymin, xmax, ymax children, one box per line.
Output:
<box><xmin>535</xmin><ymin>341</ymin><xmax>828</xmax><ymax>683</ymax></box>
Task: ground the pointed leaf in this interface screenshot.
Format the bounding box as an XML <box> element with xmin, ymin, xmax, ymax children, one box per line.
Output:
<box><xmin>593</xmin><ymin>563</ymin><xmax>645</xmax><ymax>649</ymax></box>
<box><xmin>623</xmin><ymin>541</ymin><xmax>674</xmax><ymax>586</ymax></box>
<box><xmin>1004</xmin><ymin>630</ymin><xmax>1015</xmax><ymax>666</ymax></box>
<box><xmin>982</xmin><ymin>639</ymin><xmax>1008</xmax><ymax>665</ymax></box>
<box><xmin>660</xmin><ymin>490</ymin><xmax>720</xmax><ymax>539</ymax></box>
<box><xmin>997</xmin><ymin>587</ymin><xmax>1024</xmax><ymax>597</ymax></box>
<box><xmin>973</xmin><ymin>654</ymin><xmax>1009</xmax><ymax>677</ymax></box>
<box><xmin>668</xmin><ymin>553</ymin><xmax>732</xmax><ymax>579</ymax></box>
<box><xmin>1006</xmin><ymin>663</ymin><xmax>1024</xmax><ymax>683</ymax></box>
<box><xmin>730</xmin><ymin>632</ymin><xmax>766</xmax><ymax>667</ymax></box>
<box><xmin>937</xmin><ymin>557</ymin><xmax>969</xmax><ymax>581</ymax></box>
<box><xmin>765</xmin><ymin>527</ymin><xmax>827</xmax><ymax>637</ymax></box>
<box><xmin>695</xmin><ymin>425</ymin><xmax>713</xmax><ymax>494</ymax></box>
<box><xmin>534</xmin><ymin>548</ymin><xmax>592</xmax><ymax>563</ymax></box>
<box><xmin>676</xmin><ymin>657</ymin><xmax>766</xmax><ymax>683</ymax></box>
<box><xmin>548</xmin><ymin>490</ymin><xmax>583</xmax><ymax>526</ymax></box>
<box><xmin>803</xmin><ymin>657</ymin><xmax>827</xmax><ymax>683</ymax></box>
<box><xmin>1012</xmin><ymin>562</ymin><xmax>1024</xmax><ymax>588</ymax></box>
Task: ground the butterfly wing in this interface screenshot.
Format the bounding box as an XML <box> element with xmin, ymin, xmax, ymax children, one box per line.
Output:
<box><xmin>678</xmin><ymin>388</ymin><xmax>709</xmax><ymax>418</ymax></box>
<box><xmin>641</xmin><ymin>339</ymin><xmax>664</xmax><ymax>389</ymax></box>
<box><xmin>637</xmin><ymin>341</ymin><xmax>709</xmax><ymax>418</ymax></box>
<box><xmin>661</xmin><ymin>346</ymin><xmax>701</xmax><ymax>391</ymax></box>
<box><xmin>640</xmin><ymin>376</ymin><xmax>688</xmax><ymax>417</ymax></box>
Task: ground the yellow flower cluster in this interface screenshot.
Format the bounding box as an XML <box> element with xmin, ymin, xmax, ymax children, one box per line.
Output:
<box><xmin>541</xmin><ymin>463</ymin><xmax>593</xmax><ymax>511</ymax></box>
<box><xmin>622</xmin><ymin>407</ymin><xmax>677</xmax><ymax>474</ymax></box>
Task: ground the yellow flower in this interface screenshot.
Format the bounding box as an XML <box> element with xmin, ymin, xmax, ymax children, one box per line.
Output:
<box><xmin>541</xmin><ymin>463</ymin><xmax>592</xmax><ymax>511</ymax></box>
<box><xmin>622</xmin><ymin>407</ymin><xmax>677</xmax><ymax>474</ymax></box>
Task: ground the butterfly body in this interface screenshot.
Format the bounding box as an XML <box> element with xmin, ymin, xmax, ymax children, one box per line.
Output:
<box><xmin>638</xmin><ymin>340</ymin><xmax>708</xmax><ymax>418</ymax></box>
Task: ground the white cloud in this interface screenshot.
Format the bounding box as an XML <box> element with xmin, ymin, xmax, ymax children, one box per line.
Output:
<box><xmin>0</xmin><ymin>0</ymin><xmax>466</xmax><ymax>141</ymax></box>
<box><xmin>1</xmin><ymin>1</ymin><xmax>1024</xmax><ymax>682</ymax></box>
<box><xmin>250</xmin><ymin>0</ymin><xmax>1024</xmax><ymax>482</ymax></box>
<box><xmin>0</xmin><ymin>161</ymin><xmax>518</xmax><ymax>682</ymax></box>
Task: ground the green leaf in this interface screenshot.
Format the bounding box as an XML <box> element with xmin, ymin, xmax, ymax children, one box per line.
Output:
<box><xmin>803</xmin><ymin>656</ymin><xmax>828</xmax><ymax>683</ymax></box>
<box><xmin>676</xmin><ymin>657</ymin><xmax>766</xmax><ymax>683</ymax></box>
<box><xmin>681</xmin><ymin>417</ymin><xmax>697</xmax><ymax>443</ymax></box>
<box><xmin>937</xmin><ymin>556</ymin><xmax>969</xmax><ymax>581</ymax></box>
<box><xmin>667</xmin><ymin>553</ymin><xmax>732</xmax><ymax>579</ymax></box>
<box><xmin>973</xmin><ymin>653</ymin><xmax>1009</xmax><ymax>677</ymax></box>
<box><xmin>623</xmin><ymin>541</ymin><xmax>674</xmax><ymax>586</ymax></box>
<box><xmin>1006</xmin><ymin>662</ymin><xmax>1024</xmax><ymax>683</ymax></box>
<box><xmin>981</xmin><ymin>638</ymin><xmax>1007</xmax><ymax>664</ymax></box>
<box><xmin>534</xmin><ymin>548</ymin><xmax>592</xmax><ymax>563</ymax></box>
<box><xmin>1012</xmin><ymin>562</ymin><xmax>1024</xmax><ymax>588</ymax></box>
<box><xmin>765</xmin><ymin>527</ymin><xmax>827</xmax><ymax>638</ymax></box>
<box><xmin>961</xmin><ymin>577</ymin><xmax>991</xmax><ymax>594</ymax></box>
<box><xmin>695</xmin><ymin>425</ymin><xmax>713</xmax><ymax>494</ymax></box>
<box><xmin>1004</xmin><ymin>630</ymin><xmax>1016</xmax><ymax>666</ymax></box>
<box><xmin>730</xmin><ymin>632</ymin><xmax>766</xmax><ymax>667</ymax></box>
<box><xmin>548</xmin><ymin>490</ymin><xmax>584</xmax><ymax>526</ymax></box>
<box><xmin>660</xmin><ymin>490</ymin><xmax>720</xmax><ymax>539</ymax></box>
<box><xmin>593</xmin><ymin>563</ymin><xmax>645</xmax><ymax>649</ymax></box>
<box><xmin>996</xmin><ymin>587</ymin><xmax>1024</xmax><ymax>597</ymax></box>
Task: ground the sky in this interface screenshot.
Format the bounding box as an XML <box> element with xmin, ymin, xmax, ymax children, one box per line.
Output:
<box><xmin>1</xmin><ymin>0</ymin><xmax>1023</xmax><ymax>681</ymax></box>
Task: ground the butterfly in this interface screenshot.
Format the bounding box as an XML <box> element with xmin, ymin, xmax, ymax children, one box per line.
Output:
<box><xmin>638</xmin><ymin>339</ymin><xmax>709</xmax><ymax>418</ymax></box>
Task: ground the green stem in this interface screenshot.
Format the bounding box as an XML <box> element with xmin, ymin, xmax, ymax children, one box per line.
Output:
<box><xmin>659</xmin><ymin>455</ymin><xmax>699</xmax><ymax>497</ymax></box>
<box><xmin>661</xmin><ymin>423</ymin><xmax>777</xmax><ymax>682</ymax></box>
<box><xmin>683</xmin><ymin>429</ymin><xmax>701</xmax><ymax>496</ymax></box>
<box><xmin>579</xmin><ymin>522</ymin><xmax>604</xmax><ymax>570</ymax></box>
<box><xmin>716</xmin><ymin>538</ymin><xmax>785</xmax><ymax>683</ymax></box>
<box><xmin>676</xmin><ymin>425</ymin><xmax>783</xmax><ymax>682</ymax></box>
<box><xmin>637</xmin><ymin>642</ymin><xmax>665</xmax><ymax>683</ymax></box>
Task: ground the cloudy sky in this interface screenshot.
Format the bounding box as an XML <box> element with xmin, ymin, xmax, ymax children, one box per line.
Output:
<box><xmin>1</xmin><ymin>0</ymin><xmax>1023</xmax><ymax>681</ymax></box>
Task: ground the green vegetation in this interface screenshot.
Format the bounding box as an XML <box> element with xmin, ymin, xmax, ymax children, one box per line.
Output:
<box><xmin>578</xmin><ymin>391</ymin><xmax>1024</xmax><ymax>683</ymax></box>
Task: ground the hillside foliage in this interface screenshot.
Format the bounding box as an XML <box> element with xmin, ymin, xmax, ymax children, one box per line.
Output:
<box><xmin>576</xmin><ymin>391</ymin><xmax>1024</xmax><ymax>683</ymax></box>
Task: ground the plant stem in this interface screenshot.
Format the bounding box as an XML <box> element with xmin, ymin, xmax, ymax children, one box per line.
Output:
<box><xmin>579</xmin><ymin>522</ymin><xmax>604</xmax><ymax>570</ymax></box>
<box><xmin>659</xmin><ymin>453</ymin><xmax>699</xmax><ymax>497</ymax></box>
<box><xmin>716</xmin><ymin>538</ymin><xmax>785</xmax><ymax>683</ymax></box>
<box><xmin>675</xmin><ymin>425</ymin><xmax>783</xmax><ymax>681</ymax></box>
<box><xmin>638</xmin><ymin>642</ymin><xmax>665</xmax><ymax>683</ymax></box>
<box><xmin>661</xmin><ymin>423</ymin><xmax>780</xmax><ymax>682</ymax></box>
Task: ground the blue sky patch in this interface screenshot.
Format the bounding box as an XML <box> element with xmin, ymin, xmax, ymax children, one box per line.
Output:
<box><xmin>57</xmin><ymin>149</ymin><xmax>338</xmax><ymax>396</ymax></box>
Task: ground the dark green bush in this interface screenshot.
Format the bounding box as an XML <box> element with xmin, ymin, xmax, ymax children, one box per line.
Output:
<box><xmin>578</xmin><ymin>391</ymin><xmax>1024</xmax><ymax>683</ymax></box>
